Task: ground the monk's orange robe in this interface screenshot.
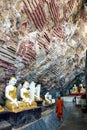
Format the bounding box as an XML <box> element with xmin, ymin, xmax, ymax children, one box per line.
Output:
<box><xmin>56</xmin><ymin>99</ymin><xmax>63</xmax><ymax>119</ymax></box>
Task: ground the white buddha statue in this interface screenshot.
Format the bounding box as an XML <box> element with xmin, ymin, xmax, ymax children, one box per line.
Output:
<box><xmin>72</xmin><ymin>84</ymin><xmax>78</xmax><ymax>94</ymax></box>
<box><xmin>28</xmin><ymin>81</ymin><xmax>37</xmax><ymax>108</ymax></box>
<box><xmin>29</xmin><ymin>81</ymin><xmax>36</xmax><ymax>102</ymax></box>
<box><xmin>34</xmin><ymin>84</ymin><xmax>42</xmax><ymax>101</ymax></box>
<box><xmin>5</xmin><ymin>77</ymin><xmax>25</xmax><ymax>112</ymax></box>
<box><xmin>80</xmin><ymin>84</ymin><xmax>86</xmax><ymax>94</ymax></box>
<box><xmin>20</xmin><ymin>81</ymin><xmax>32</xmax><ymax>106</ymax></box>
<box><xmin>45</xmin><ymin>92</ymin><xmax>54</xmax><ymax>105</ymax></box>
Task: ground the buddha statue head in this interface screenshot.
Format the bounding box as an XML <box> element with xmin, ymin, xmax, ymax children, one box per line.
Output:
<box><xmin>80</xmin><ymin>84</ymin><xmax>83</xmax><ymax>87</ymax></box>
<box><xmin>8</xmin><ymin>77</ymin><xmax>17</xmax><ymax>86</ymax></box>
<box><xmin>23</xmin><ymin>81</ymin><xmax>29</xmax><ymax>89</ymax></box>
<box><xmin>29</xmin><ymin>81</ymin><xmax>36</xmax><ymax>88</ymax></box>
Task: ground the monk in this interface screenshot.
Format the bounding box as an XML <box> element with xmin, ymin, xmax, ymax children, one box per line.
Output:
<box><xmin>56</xmin><ymin>96</ymin><xmax>65</xmax><ymax>121</ymax></box>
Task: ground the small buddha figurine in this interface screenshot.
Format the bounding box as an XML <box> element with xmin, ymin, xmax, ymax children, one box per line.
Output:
<box><xmin>72</xmin><ymin>84</ymin><xmax>78</xmax><ymax>94</ymax></box>
<box><xmin>44</xmin><ymin>92</ymin><xmax>53</xmax><ymax>105</ymax></box>
<box><xmin>34</xmin><ymin>84</ymin><xmax>42</xmax><ymax>101</ymax></box>
<box><xmin>5</xmin><ymin>77</ymin><xmax>25</xmax><ymax>112</ymax></box>
<box><xmin>80</xmin><ymin>84</ymin><xmax>86</xmax><ymax>94</ymax></box>
<box><xmin>20</xmin><ymin>81</ymin><xmax>32</xmax><ymax>108</ymax></box>
<box><xmin>28</xmin><ymin>81</ymin><xmax>37</xmax><ymax>108</ymax></box>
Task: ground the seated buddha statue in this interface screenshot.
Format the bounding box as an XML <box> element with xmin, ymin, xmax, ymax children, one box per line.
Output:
<box><xmin>80</xmin><ymin>84</ymin><xmax>86</xmax><ymax>94</ymax></box>
<box><xmin>34</xmin><ymin>84</ymin><xmax>43</xmax><ymax>101</ymax></box>
<box><xmin>71</xmin><ymin>84</ymin><xmax>78</xmax><ymax>94</ymax></box>
<box><xmin>5</xmin><ymin>77</ymin><xmax>25</xmax><ymax>112</ymax></box>
<box><xmin>20</xmin><ymin>81</ymin><xmax>33</xmax><ymax>108</ymax></box>
<box><xmin>28</xmin><ymin>81</ymin><xmax>37</xmax><ymax>108</ymax></box>
<box><xmin>44</xmin><ymin>92</ymin><xmax>53</xmax><ymax>105</ymax></box>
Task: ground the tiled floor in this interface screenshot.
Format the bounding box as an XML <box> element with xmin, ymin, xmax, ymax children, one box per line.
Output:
<box><xmin>59</xmin><ymin>106</ymin><xmax>87</xmax><ymax>130</ymax></box>
<box><xmin>22</xmin><ymin>102</ymin><xmax>74</xmax><ymax>130</ymax></box>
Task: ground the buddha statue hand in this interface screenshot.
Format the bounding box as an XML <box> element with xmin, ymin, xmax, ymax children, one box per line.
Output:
<box><xmin>12</xmin><ymin>99</ymin><xmax>18</xmax><ymax>107</ymax></box>
<box><xmin>28</xmin><ymin>100</ymin><xmax>32</xmax><ymax>105</ymax></box>
<box><xmin>25</xmin><ymin>99</ymin><xmax>32</xmax><ymax>105</ymax></box>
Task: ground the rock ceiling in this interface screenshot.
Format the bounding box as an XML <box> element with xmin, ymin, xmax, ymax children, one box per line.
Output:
<box><xmin>0</xmin><ymin>0</ymin><xmax>87</xmax><ymax>95</ymax></box>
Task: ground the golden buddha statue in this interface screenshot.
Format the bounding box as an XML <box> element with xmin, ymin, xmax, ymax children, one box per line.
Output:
<box><xmin>80</xmin><ymin>84</ymin><xmax>86</xmax><ymax>94</ymax></box>
<box><xmin>20</xmin><ymin>81</ymin><xmax>37</xmax><ymax>109</ymax></box>
<box><xmin>44</xmin><ymin>92</ymin><xmax>53</xmax><ymax>105</ymax></box>
<box><xmin>5</xmin><ymin>77</ymin><xmax>25</xmax><ymax>112</ymax></box>
<box><xmin>20</xmin><ymin>81</ymin><xmax>32</xmax><ymax>109</ymax></box>
<box><xmin>72</xmin><ymin>84</ymin><xmax>78</xmax><ymax>94</ymax></box>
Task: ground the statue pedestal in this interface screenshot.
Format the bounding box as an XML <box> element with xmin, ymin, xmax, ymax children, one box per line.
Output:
<box><xmin>41</xmin><ymin>103</ymin><xmax>55</xmax><ymax>112</ymax></box>
<box><xmin>0</xmin><ymin>107</ymin><xmax>41</xmax><ymax>128</ymax></box>
<box><xmin>9</xmin><ymin>107</ymin><xmax>41</xmax><ymax>128</ymax></box>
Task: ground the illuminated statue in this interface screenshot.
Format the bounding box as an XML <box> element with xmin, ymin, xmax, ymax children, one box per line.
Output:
<box><xmin>5</xmin><ymin>77</ymin><xmax>25</xmax><ymax>112</ymax></box>
<box><xmin>28</xmin><ymin>81</ymin><xmax>37</xmax><ymax>108</ymax></box>
<box><xmin>80</xmin><ymin>84</ymin><xmax>86</xmax><ymax>94</ymax></box>
<box><xmin>35</xmin><ymin>84</ymin><xmax>42</xmax><ymax>101</ymax></box>
<box><xmin>20</xmin><ymin>81</ymin><xmax>39</xmax><ymax>108</ymax></box>
<box><xmin>20</xmin><ymin>81</ymin><xmax>32</xmax><ymax>107</ymax></box>
<box><xmin>45</xmin><ymin>92</ymin><xmax>55</xmax><ymax>105</ymax></box>
<box><xmin>72</xmin><ymin>84</ymin><xmax>78</xmax><ymax>94</ymax></box>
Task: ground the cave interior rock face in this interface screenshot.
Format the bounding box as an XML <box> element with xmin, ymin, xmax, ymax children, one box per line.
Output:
<box><xmin>0</xmin><ymin>0</ymin><xmax>87</xmax><ymax>99</ymax></box>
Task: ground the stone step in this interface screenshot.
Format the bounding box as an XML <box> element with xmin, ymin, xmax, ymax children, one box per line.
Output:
<box><xmin>0</xmin><ymin>120</ymin><xmax>12</xmax><ymax>130</ymax></box>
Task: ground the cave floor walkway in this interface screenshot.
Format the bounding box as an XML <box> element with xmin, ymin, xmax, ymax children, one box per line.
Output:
<box><xmin>13</xmin><ymin>102</ymin><xmax>87</xmax><ymax>130</ymax></box>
